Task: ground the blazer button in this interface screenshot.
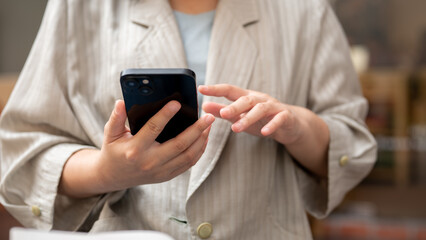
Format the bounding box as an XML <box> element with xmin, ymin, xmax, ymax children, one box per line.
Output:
<box><xmin>31</xmin><ymin>205</ymin><xmax>41</xmax><ymax>217</ymax></box>
<box><xmin>197</xmin><ymin>222</ymin><xmax>213</xmax><ymax>239</ymax></box>
<box><xmin>339</xmin><ymin>155</ymin><xmax>349</xmax><ymax>166</ymax></box>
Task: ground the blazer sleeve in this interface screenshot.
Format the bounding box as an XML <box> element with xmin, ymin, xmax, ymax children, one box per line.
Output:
<box><xmin>295</xmin><ymin>2</ymin><xmax>377</xmax><ymax>219</ymax></box>
<box><xmin>0</xmin><ymin>0</ymin><xmax>101</xmax><ymax>230</ymax></box>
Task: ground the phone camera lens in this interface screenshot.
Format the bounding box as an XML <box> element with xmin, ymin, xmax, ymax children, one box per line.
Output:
<box><xmin>139</xmin><ymin>86</ymin><xmax>153</xmax><ymax>95</ymax></box>
<box><xmin>125</xmin><ymin>79</ymin><xmax>139</xmax><ymax>88</ymax></box>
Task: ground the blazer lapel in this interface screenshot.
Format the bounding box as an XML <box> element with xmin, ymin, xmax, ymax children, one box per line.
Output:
<box><xmin>187</xmin><ymin>0</ymin><xmax>259</xmax><ymax>200</ymax></box>
<box><xmin>129</xmin><ymin>0</ymin><xmax>187</xmax><ymax>68</ymax></box>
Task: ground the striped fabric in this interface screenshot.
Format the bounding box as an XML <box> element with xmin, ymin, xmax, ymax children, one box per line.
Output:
<box><xmin>0</xmin><ymin>0</ymin><xmax>376</xmax><ymax>239</ymax></box>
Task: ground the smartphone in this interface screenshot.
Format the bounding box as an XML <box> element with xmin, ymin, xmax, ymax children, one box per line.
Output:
<box><xmin>120</xmin><ymin>68</ymin><xmax>198</xmax><ymax>143</ymax></box>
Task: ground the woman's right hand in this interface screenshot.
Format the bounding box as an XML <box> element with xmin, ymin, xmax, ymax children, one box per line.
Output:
<box><xmin>59</xmin><ymin>100</ymin><xmax>214</xmax><ymax>198</ymax></box>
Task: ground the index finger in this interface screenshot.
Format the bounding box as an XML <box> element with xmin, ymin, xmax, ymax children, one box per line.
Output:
<box><xmin>134</xmin><ymin>101</ymin><xmax>181</xmax><ymax>143</ymax></box>
<box><xmin>198</xmin><ymin>84</ymin><xmax>249</xmax><ymax>101</ymax></box>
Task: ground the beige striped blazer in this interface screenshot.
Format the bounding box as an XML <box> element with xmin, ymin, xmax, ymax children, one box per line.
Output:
<box><xmin>0</xmin><ymin>0</ymin><xmax>377</xmax><ymax>239</ymax></box>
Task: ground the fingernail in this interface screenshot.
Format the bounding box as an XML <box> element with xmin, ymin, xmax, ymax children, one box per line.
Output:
<box><xmin>262</xmin><ymin>127</ymin><xmax>270</xmax><ymax>135</ymax></box>
<box><xmin>169</xmin><ymin>101</ymin><xmax>181</xmax><ymax>112</ymax></box>
<box><xmin>204</xmin><ymin>114</ymin><xmax>215</xmax><ymax>125</ymax></box>
<box><xmin>114</xmin><ymin>100</ymin><xmax>120</xmax><ymax>114</ymax></box>
<box><xmin>233</xmin><ymin>122</ymin><xmax>242</xmax><ymax>132</ymax></box>
<box><xmin>198</xmin><ymin>85</ymin><xmax>207</xmax><ymax>91</ymax></box>
<box><xmin>220</xmin><ymin>108</ymin><xmax>230</xmax><ymax>117</ymax></box>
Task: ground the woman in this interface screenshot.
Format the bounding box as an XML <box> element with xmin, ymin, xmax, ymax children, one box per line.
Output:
<box><xmin>0</xmin><ymin>0</ymin><xmax>376</xmax><ymax>239</ymax></box>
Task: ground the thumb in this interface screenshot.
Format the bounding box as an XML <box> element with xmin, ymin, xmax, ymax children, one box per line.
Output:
<box><xmin>104</xmin><ymin>100</ymin><xmax>128</xmax><ymax>142</ymax></box>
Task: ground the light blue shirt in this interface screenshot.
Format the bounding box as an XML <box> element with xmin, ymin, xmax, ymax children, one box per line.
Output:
<box><xmin>173</xmin><ymin>10</ymin><xmax>215</xmax><ymax>112</ymax></box>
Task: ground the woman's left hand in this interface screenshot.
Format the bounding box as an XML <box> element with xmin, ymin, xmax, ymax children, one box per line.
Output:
<box><xmin>199</xmin><ymin>84</ymin><xmax>330</xmax><ymax>177</ymax></box>
<box><xmin>198</xmin><ymin>84</ymin><xmax>303</xmax><ymax>145</ymax></box>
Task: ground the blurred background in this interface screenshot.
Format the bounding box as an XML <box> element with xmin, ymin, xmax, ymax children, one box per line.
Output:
<box><xmin>0</xmin><ymin>1</ymin><xmax>48</xmax><ymax>240</ymax></box>
<box><xmin>0</xmin><ymin>0</ymin><xmax>425</xmax><ymax>239</ymax></box>
<box><xmin>313</xmin><ymin>0</ymin><xmax>426</xmax><ymax>239</ymax></box>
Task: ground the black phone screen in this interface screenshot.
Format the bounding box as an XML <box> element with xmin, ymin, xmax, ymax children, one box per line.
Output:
<box><xmin>120</xmin><ymin>68</ymin><xmax>198</xmax><ymax>143</ymax></box>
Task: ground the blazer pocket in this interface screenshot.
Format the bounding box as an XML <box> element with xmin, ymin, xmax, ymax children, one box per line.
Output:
<box><xmin>266</xmin><ymin>205</ymin><xmax>306</xmax><ymax>239</ymax></box>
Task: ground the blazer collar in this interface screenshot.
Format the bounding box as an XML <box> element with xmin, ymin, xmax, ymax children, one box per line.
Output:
<box><xmin>130</xmin><ymin>0</ymin><xmax>259</xmax><ymax>28</ymax></box>
<box><xmin>129</xmin><ymin>0</ymin><xmax>187</xmax><ymax>68</ymax></box>
<box><xmin>129</xmin><ymin>0</ymin><xmax>259</xmax><ymax>201</ymax></box>
<box><xmin>130</xmin><ymin>0</ymin><xmax>172</xmax><ymax>28</ymax></box>
<box><xmin>186</xmin><ymin>0</ymin><xmax>259</xmax><ymax>201</ymax></box>
<box><xmin>221</xmin><ymin>0</ymin><xmax>259</xmax><ymax>27</ymax></box>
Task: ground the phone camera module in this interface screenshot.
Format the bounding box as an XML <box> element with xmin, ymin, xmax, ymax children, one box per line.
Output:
<box><xmin>139</xmin><ymin>86</ymin><xmax>153</xmax><ymax>95</ymax></box>
<box><xmin>125</xmin><ymin>79</ymin><xmax>139</xmax><ymax>88</ymax></box>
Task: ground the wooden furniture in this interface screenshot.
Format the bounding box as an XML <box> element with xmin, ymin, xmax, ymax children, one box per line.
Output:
<box><xmin>0</xmin><ymin>73</ymin><xmax>21</xmax><ymax>239</ymax></box>
<box><xmin>359</xmin><ymin>69</ymin><xmax>410</xmax><ymax>186</ymax></box>
<box><xmin>0</xmin><ymin>73</ymin><xmax>18</xmax><ymax>113</ymax></box>
<box><xmin>0</xmin><ymin>204</ymin><xmax>22</xmax><ymax>240</ymax></box>
<box><xmin>349</xmin><ymin>69</ymin><xmax>426</xmax><ymax>215</ymax></box>
<box><xmin>312</xmin><ymin>69</ymin><xmax>426</xmax><ymax>239</ymax></box>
